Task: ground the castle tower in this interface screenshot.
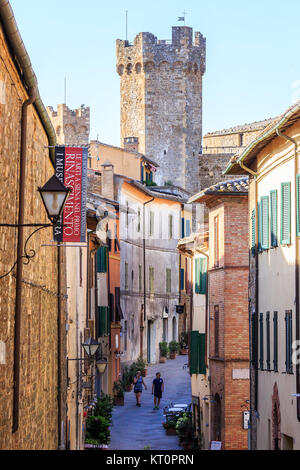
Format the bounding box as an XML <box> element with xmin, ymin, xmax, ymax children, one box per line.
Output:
<box><xmin>47</xmin><ymin>104</ymin><xmax>90</xmax><ymax>146</ymax></box>
<box><xmin>116</xmin><ymin>26</ymin><xmax>206</xmax><ymax>193</ymax></box>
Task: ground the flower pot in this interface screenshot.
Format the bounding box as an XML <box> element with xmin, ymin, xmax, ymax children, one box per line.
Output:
<box><xmin>159</xmin><ymin>356</ymin><xmax>167</xmax><ymax>363</ymax></box>
<box><xmin>169</xmin><ymin>352</ymin><xmax>176</xmax><ymax>360</ymax></box>
<box><xmin>165</xmin><ymin>427</ymin><xmax>177</xmax><ymax>436</ymax></box>
<box><xmin>180</xmin><ymin>348</ymin><xmax>188</xmax><ymax>356</ymax></box>
<box><xmin>114</xmin><ymin>395</ymin><xmax>124</xmax><ymax>406</ymax></box>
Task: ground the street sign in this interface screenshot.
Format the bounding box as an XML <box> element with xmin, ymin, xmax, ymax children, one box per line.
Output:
<box><xmin>210</xmin><ymin>441</ymin><xmax>222</xmax><ymax>450</ymax></box>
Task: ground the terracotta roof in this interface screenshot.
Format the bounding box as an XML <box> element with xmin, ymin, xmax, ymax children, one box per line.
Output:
<box><xmin>225</xmin><ymin>100</ymin><xmax>300</xmax><ymax>175</ymax></box>
<box><xmin>188</xmin><ymin>177</ymin><xmax>248</xmax><ymax>204</ymax></box>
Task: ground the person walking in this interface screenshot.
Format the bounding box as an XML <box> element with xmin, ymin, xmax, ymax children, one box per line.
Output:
<box><xmin>133</xmin><ymin>370</ymin><xmax>147</xmax><ymax>407</ymax></box>
<box><xmin>152</xmin><ymin>372</ymin><xmax>164</xmax><ymax>410</ymax></box>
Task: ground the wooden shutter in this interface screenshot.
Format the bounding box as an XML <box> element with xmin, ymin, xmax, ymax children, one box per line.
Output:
<box><xmin>180</xmin><ymin>268</ymin><xmax>185</xmax><ymax>291</ymax></box>
<box><xmin>198</xmin><ymin>333</ymin><xmax>206</xmax><ymax>374</ymax></box>
<box><xmin>285</xmin><ymin>310</ymin><xmax>293</xmax><ymax>373</ymax></box>
<box><xmin>190</xmin><ymin>331</ymin><xmax>199</xmax><ymax>375</ymax></box>
<box><xmin>166</xmin><ymin>268</ymin><xmax>171</xmax><ymax>293</ymax></box>
<box><xmin>297</xmin><ymin>174</ymin><xmax>300</xmax><ymax>236</ymax></box>
<box><xmin>97</xmin><ymin>306</ymin><xmax>109</xmax><ymax>337</ymax></box>
<box><xmin>259</xmin><ymin>313</ymin><xmax>264</xmax><ymax>370</ymax></box>
<box><xmin>199</xmin><ymin>257</ymin><xmax>207</xmax><ymax>295</ymax></box>
<box><xmin>169</xmin><ymin>214</ymin><xmax>173</xmax><ymax>239</ymax></box>
<box><xmin>261</xmin><ymin>196</ymin><xmax>269</xmax><ymax>250</ymax></box>
<box><xmin>273</xmin><ymin>312</ymin><xmax>278</xmax><ymax>372</ymax></box>
<box><xmin>251</xmin><ymin>311</ymin><xmax>257</xmax><ymax>366</ymax></box>
<box><xmin>281</xmin><ymin>182</ymin><xmax>291</xmax><ymax>245</ymax></box>
<box><xmin>266</xmin><ymin>312</ymin><xmax>270</xmax><ymax>371</ymax></box>
<box><xmin>97</xmin><ymin>246</ymin><xmax>107</xmax><ymax>273</ymax></box>
<box><xmin>181</xmin><ymin>218</ymin><xmax>185</xmax><ymax>238</ymax></box>
<box><xmin>270</xmin><ymin>190</ymin><xmax>278</xmax><ymax>247</ymax></box>
<box><xmin>251</xmin><ymin>209</ymin><xmax>256</xmax><ymax>257</ymax></box>
<box><xmin>257</xmin><ymin>201</ymin><xmax>262</xmax><ymax>252</ymax></box>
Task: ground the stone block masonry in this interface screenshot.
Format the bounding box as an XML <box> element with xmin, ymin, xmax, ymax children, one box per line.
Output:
<box><xmin>117</xmin><ymin>26</ymin><xmax>206</xmax><ymax>194</ymax></box>
<box><xmin>47</xmin><ymin>104</ymin><xmax>90</xmax><ymax>147</ymax></box>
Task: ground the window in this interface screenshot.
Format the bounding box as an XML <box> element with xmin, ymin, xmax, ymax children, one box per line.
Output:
<box><xmin>251</xmin><ymin>209</ymin><xmax>256</xmax><ymax>257</ymax></box>
<box><xmin>168</xmin><ymin>214</ymin><xmax>173</xmax><ymax>239</ymax></box>
<box><xmin>261</xmin><ymin>196</ymin><xmax>269</xmax><ymax>250</ymax></box>
<box><xmin>97</xmin><ymin>306</ymin><xmax>110</xmax><ymax>337</ymax></box>
<box><xmin>273</xmin><ymin>312</ymin><xmax>278</xmax><ymax>372</ymax></box>
<box><xmin>190</xmin><ymin>331</ymin><xmax>206</xmax><ymax>375</ymax></box>
<box><xmin>259</xmin><ymin>313</ymin><xmax>264</xmax><ymax>370</ymax></box>
<box><xmin>214</xmin><ymin>216</ymin><xmax>219</xmax><ymax>267</ymax></box>
<box><xmin>139</xmin><ymin>265</ymin><xmax>142</xmax><ymax>293</ymax></box>
<box><xmin>180</xmin><ymin>268</ymin><xmax>185</xmax><ymax>291</ymax></box>
<box><xmin>195</xmin><ymin>257</ymin><xmax>207</xmax><ymax>295</ymax></box>
<box><xmin>181</xmin><ymin>218</ymin><xmax>185</xmax><ymax>238</ymax></box>
<box><xmin>270</xmin><ymin>190</ymin><xmax>278</xmax><ymax>247</ymax></box>
<box><xmin>166</xmin><ymin>268</ymin><xmax>171</xmax><ymax>294</ymax></box>
<box><xmin>281</xmin><ymin>182</ymin><xmax>291</xmax><ymax>245</ymax></box>
<box><xmin>149</xmin><ymin>266</ymin><xmax>154</xmax><ymax>294</ymax></box>
<box><xmin>266</xmin><ymin>312</ymin><xmax>270</xmax><ymax>371</ymax></box>
<box><xmin>124</xmin><ymin>321</ymin><xmax>128</xmax><ymax>351</ymax></box>
<box><xmin>285</xmin><ymin>310</ymin><xmax>293</xmax><ymax>374</ymax></box>
<box><xmin>125</xmin><ymin>262</ymin><xmax>129</xmax><ymax>290</ymax></box>
<box><xmin>186</xmin><ymin>220</ymin><xmax>191</xmax><ymax>237</ymax></box>
<box><xmin>149</xmin><ymin>211</ymin><xmax>154</xmax><ymax>237</ymax></box>
<box><xmin>97</xmin><ymin>246</ymin><xmax>107</xmax><ymax>273</ymax></box>
<box><xmin>137</xmin><ymin>208</ymin><xmax>141</xmax><ymax>232</ymax></box>
<box><xmin>214</xmin><ymin>305</ymin><xmax>219</xmax><ymax>357</ymax></box>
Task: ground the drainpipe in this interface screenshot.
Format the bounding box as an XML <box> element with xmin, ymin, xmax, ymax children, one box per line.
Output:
<box><xmin>276</xmin><ymin>129</ymin><xmax>300</xmax><ymax>421</ymax></box>
<box><xmin>143</xmin><ymin>197</ymin><xmax>154</xmax><ymax>361</ymax></box>
<box><xmin>12</xmin><ymin>87</ymin><xmax>36</xmax><ymax>434</ymax></box>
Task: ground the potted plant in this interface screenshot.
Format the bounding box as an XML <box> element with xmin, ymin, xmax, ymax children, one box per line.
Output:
<box><xmin>94</xmin><ymin>394</ymin><xmax>114</xmax><ymax>422</ymax></box>
<box><xmin>85</xmin><ymin>415</ymin><xmax>110</xmax><ymax>450</ymax></box>
<box><xmin>159</xmin><ymin>342</ymin><xmax>169</xmax><ymax>363</ymax></box>
<box><xmin>162</xmin><ymin>420</ymin><xmax>177</xmax><ymax>435</ymax></box>
<box><xmin>121</xmin><ymin>366</ymin><xmax>133</xmax><ymax>392</ymax></box>
<box><xmin>169</xmin><ymin>340</ymin><xmax>180</xmax><ymax>359</ymax></box>
<box><xmin>176</xmin><ymin>412</ymin><xmax>193</xmax><ymax>448</ymax></box>
<box><xmin>180</xmin><ymin>332</ymin><xmax>189</xmax><ymax>355</ymax></box>
<box><xmin>136</xmin><ymin>357</ymin><xmax>147</xmax><ymax>377</ymax></box>
<box><xmin>113</xmin><ymin>380</ymin><xmax>125</xmax><ymax>406</ymax></box>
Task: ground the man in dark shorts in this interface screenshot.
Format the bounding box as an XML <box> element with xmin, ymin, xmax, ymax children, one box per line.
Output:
<box><xmin>152</xmin><ymin>372</ymin><xmax>164</xmax><ymax>410</ymax></box>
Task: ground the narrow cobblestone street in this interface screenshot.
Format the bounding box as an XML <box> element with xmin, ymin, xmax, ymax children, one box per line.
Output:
<box><xmin>109</xmin><ymin>355</ymin><xmax>192</xmax><ymax>450</ymax></box>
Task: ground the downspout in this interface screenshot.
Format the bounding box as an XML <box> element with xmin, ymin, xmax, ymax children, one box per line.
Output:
<box><xmin>12</xmin><ymin>87</ymin><xmax>36</xmax><ymax>434</ymax></box>
<box><xmin>143</xmin><ymin>197</ymin><xmax>154</xmax><ymax>361</ymax></box>
<box><xmin>276</xmin><ymin>129</ymin><xmax>300</xmax><ymax>421</ymax></box>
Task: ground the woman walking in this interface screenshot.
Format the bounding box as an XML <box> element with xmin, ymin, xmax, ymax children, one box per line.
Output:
<box><xmin>133</xmin><ymin>370</ymin><xmax>147</xmax><ymax>407</ymax></box>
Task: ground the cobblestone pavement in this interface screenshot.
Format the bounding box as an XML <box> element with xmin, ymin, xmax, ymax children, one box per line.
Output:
<box><xmin>109</xmin><ymin>355</ymin><xmax>191</xmax><ymax>450</ymax></box>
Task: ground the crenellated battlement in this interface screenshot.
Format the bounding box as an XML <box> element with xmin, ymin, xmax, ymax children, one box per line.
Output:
<box><xmin>47</xmin><ymin>103</ymin><xmax>90</xmax><ymax>146</ymax></box>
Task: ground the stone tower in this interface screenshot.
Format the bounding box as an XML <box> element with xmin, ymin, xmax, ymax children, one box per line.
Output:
<box><xmin>116</xmin><ymin>26</ymin><xmax>206</xmax><ymax>193</ymax></box>
<box><xmin>47</xmin><ymin>103</ymin><xmax>90</xmax><ymax>146</ymax></box>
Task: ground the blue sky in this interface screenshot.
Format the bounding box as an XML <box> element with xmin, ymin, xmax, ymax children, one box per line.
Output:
<box><xmin>9</xmin><ymin>0</ymin><xmax>300</xmax><ymax>146</ymax></box>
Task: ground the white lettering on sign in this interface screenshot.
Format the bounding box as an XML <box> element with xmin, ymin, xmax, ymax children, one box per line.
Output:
<box><xmin>0</xmin><ymin>81</ymin><xmax>5</xmax><ymax>104</ymax></box>
<box><xmin>0</xmin><ymin>341</ymin><xmax>6</xmax><ymax>364</ymax></box>
<box><xmin>232</xmin><ymin>368</ymin><xmax>250</xmax><ymax>380</ymax></box>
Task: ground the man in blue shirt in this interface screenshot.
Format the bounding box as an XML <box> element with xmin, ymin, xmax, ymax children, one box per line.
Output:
<box><xmin>152</xmin><ymin>372</ymin><xmax>164</xmax><ymax>410</ymax></box>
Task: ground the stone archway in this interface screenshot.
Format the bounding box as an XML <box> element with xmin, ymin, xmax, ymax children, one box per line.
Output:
<box><xmin>272</xmin><ymin>382</ymin><xmax>281</xmax><ymax>450</ymax></box>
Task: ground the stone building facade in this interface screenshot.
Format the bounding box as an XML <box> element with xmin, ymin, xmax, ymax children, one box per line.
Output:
<box><xmin>116</xmin><ymin>26</ymin><xmax>206</xmax><ymax>194</ymax></box>
<box><xmin>47</xmin><ymin>104</ymin><xmax>90</xmax><ymax>146</ymax></box>
<box><xmin>0</xmin><ymin>2</ymin><xmax>67</xmax><ymax>450</ymax></box>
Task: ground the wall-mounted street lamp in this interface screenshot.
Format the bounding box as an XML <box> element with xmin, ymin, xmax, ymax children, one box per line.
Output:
<box><xmin>67</xmin><ymin>338</ymin><xmax>107</xmax><ymax>387</ymax></box>
<box><xmin>0</xmin><ymin>174</ymin><xmax>71</xmax><ymax>279</ymax></box>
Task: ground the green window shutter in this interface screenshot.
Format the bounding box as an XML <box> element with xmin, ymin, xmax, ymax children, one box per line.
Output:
<box><xmin>97</xmin><ymin>246</ymin><xmax>107</xmax><ymax>273</ymax></box>
<box><xmin>261</xmin><ymin>196</ymin><xmax>269</xmax><ymax>250</ymax></box>
<box><xmin>251</xmin><ymin>209</ymin><xmax>256</xmax><ymax>257</ymax></box>
<box><xmin>97</xmin><ymin>306</ymin><xmax>109</xmax><ymax>337</ymax></box>
<box><xmin>169</xmin><ymin>214</ymin><xmax>173</xmax><ymax>239</ymax></box>
<box><xmin>181</xmin><ymin>218</ymin><xmax>185</xmax><ymax>238</ymax></box>
<box><xmin>281</xmin><ymin>182</ymin><xmax>291</xmax><ymax>245</ymax></box>
<box><xmin>273</xmin><ymin>312</ymin><xmax>278</xmax><ymax>372</ymax></box>
<box><xmin>149</xmin><ymin>266</ymin><xmax>154</xmax><ymax>293</ymax></box>
<box><xmin>166</xmin><ymin>268</ymin><xmax>171</xmax><ymax>293</ymax></box>
<box><xmin>259</xmin><ymin>313</ymin><xmax>264</xmax><ymax>370</ymax></box>
<box><xmin>297</xmin><ymin>174</ymin><xmax>300</xmax><ymax>236</ymax></box>
<box><xmin>270</xmin><ymin>190</ymin><xmax>278</xmax><ymax>247</ymax></box>
<box><xmin>180</xmin><ymin>268</ymin><xmax>185</xmax><ymax>291</ymax></box>
<box><xmin>199</xmin><ymin>257</ymin><xmax>207</xmax><ymax>295</ymax></box>
<box><xmin>190</xmin><ymin>331</ymin><xmax>199</xmax><ymax>375</ymax></box>
<box><xmin>266</xmin><ymin>312</ymin><xmax>270</xmax><ymax>371</ymax></box>
<box><xmin>251</xmin><ymin>311</ymin><xmax>257</xmax><ymax>366</ymax></box>
<box><xmin>257</xmin><ymin>201</ymin><xmax>262</xmax><ymax>252</ymax></box>
<box><xmin>198</xmin><ymin>333</ymin><xmax>206</xmax><ymax>374</ymax></box>
<box><xmin>285</xmin><ymin>310</ymin><xmax>293</xmax><ymax>373</ymax></box>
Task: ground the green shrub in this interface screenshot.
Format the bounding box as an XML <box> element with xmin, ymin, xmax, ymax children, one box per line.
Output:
<box><xmin>169</xmin><ymin>340</ymin><xmax>180</xmax><ymax>354</ymax></box>
<box><xmin>86</xmin><ymin>415</ymin><xmax>110</xmax><ymax>444</ymax></box>
<box><xmin>159</xmin><ymin>341</ymin><xmax>169</xmax><ymax>357</ymax></box>
<box><xmin>113</xmin><ymin>380</ymin><xmax>124</xmax><ymax>397</ymax></box>
<box><xmin>94</xmin><ymin>394</ymin><xmax>114</xmax><ymax>423</ymax></box>
<box><xmin>135</xmin><ymin>356</ymin><xmax>146</xmax><ymax>371</ymax></box>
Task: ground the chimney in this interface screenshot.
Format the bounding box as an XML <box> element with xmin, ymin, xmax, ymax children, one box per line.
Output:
<box><xmin>101</xmin><ymin>161</ymin><xmax>114</xmax><ymax>201</ymax></box>
<box><xmin>124</xmin><ymin>136</ymin><xmax>139</xmax><ymax>153</ymax></box>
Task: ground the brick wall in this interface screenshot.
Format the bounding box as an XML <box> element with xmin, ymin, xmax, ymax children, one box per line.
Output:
<box><xmin>208</xmin><ymin>196</ymin><xmax>249</xmax><ymax>450</ymax></box>
<box><xmin>0</xmin><ymin>24</ymin><xmax>66</xmax><ymax>450</ymax></box>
